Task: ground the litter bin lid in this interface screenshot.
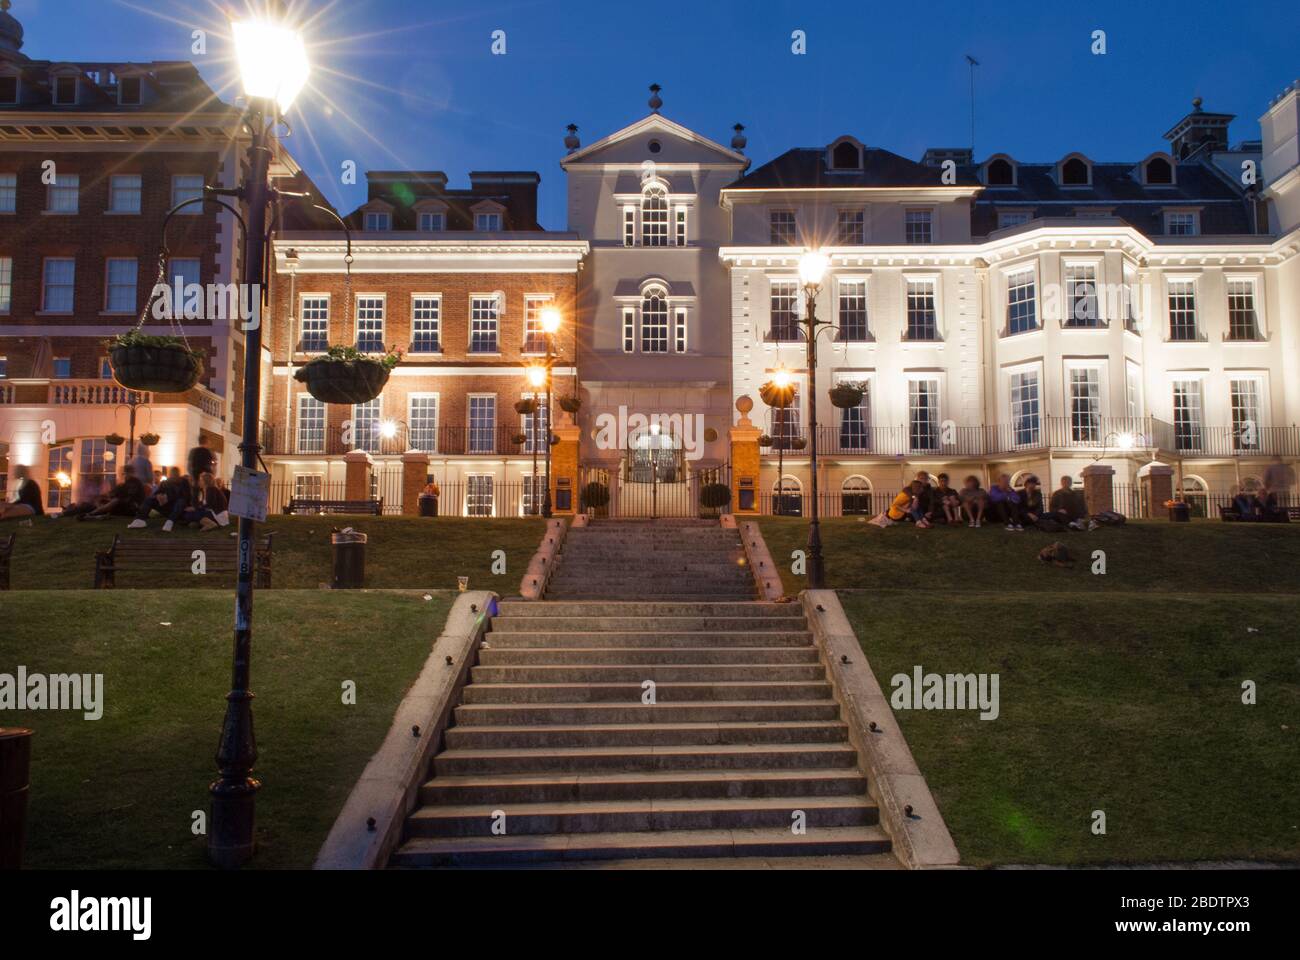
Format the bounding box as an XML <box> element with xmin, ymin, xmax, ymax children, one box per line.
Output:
<box><xmin>331</xmin><ymin>531</ymin><xmax>368</xmax><ymax>544</ymax></box>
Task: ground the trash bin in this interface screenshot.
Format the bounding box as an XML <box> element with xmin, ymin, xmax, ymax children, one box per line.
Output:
<box><xmin>419</xmin><ymin>495</ymin><xmax>438</xmax><ymax>517</ymax></box>
<box><xmin>330</xmin><ymin>529</ymin><xmax>367</xmax><ymax>589</ymax></box>
<box><xmin>0</xmin><ymin>728</ymin><xmax>32</xmax><ymax>870</ymax></box>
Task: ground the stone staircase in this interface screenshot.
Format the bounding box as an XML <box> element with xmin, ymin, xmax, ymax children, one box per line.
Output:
<box><xmin>544</xmin><ymin>519</ymin><xmax>757</xmax><ymax>600</ymax></box>
<box><xmin>388</xmin><ymin>523</ymin><xmax>894</xmax><ymax>866</ymax></box>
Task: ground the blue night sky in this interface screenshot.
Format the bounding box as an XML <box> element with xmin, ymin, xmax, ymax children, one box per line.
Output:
<box><xmin>15</xmin><ymin>0</ymin><xmax>1300</xmax><ymax>228</ymax></box>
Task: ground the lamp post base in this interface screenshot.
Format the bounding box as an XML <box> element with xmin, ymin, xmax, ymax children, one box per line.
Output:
<box><xmin>208</xmin><ymin>776</ymin><xmax>261</xmax><ymax>868</ymax></box>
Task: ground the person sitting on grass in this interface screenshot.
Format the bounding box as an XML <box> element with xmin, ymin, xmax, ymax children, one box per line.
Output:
<box><xmin>870</xmin><ymin>480</ymin><xmax>931</xmax><ymax>528</ymax></box>
<box><xmin>127</xmin><ymin>471</ymin><xmax>192</xmax><ymax>532</ymax></box>
<box><xmin>1020</xmin><ymin>475</ymin><xmax>1047</xmax><ymax>528</ymax></box>
<box><xmin>959</xmin><ymin>475</ymin><xmax>988</xmax><ymax>528</ymax></box>
<box><xmin>1048</xmin><ymin>476</ymin><xmax>1089</xmax><ymax>530</ymax></box>
<box><xmin>181</xmin><ymin>472</ymin><xmax>229</xmax><ymax>531</ymax></box>
<box><xmin>1</xmin><ymin>464</ymin><xmax>43</xmax><ymax>520</ymax></box>
<box><xmin>989</xmin><ymin>473</ymin><xmax>1025</xmax><ymax>531</ymax></box>
<box><xmin>912</xmin><ymin>471</ymin><xmax>939</xmax><ymax>525</ymax></box>
<box><xmin>81</xmin><ymin>464</ymin><xmax>146</xmax><ymax>520</ymax></box>
<box><xmin>935</xmin><ymin>472</ymin><xmax>962</xmax><ymax>525</ymax></box>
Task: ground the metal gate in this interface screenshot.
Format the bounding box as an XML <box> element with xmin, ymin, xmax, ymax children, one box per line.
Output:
<box><xmin>578</xmin><ymin>461</ymin><xmax>730</xmax><ymax>519</ymax></box>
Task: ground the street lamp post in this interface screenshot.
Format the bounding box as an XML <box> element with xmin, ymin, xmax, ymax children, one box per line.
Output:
<box><xmin>540</xmin><ymin>307</ymin><xmax>562</xmax><ymax>519</ymax></box>
<box><xmin>798</xmin><ymin>251</ymin><xmax>830</xmax><ymax>589</ymax></box>
<box><xmin>208</xmin><ymin>10</ymin><xmax>309</xmax><ymax>869</ymax></box>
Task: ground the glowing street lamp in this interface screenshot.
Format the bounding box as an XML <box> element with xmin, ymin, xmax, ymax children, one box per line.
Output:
<box><xmin>534</xmin><ymin>309</ymin><xmax>563</xmax><ymax>517</ymax></box>
<box><xmin>380</xmin><ymin>419</ymin><xmax>399</xmax><ymax>440</ymax></box>
<box><xmin>798</xmin><ymin>249</ymin><xmax>829</xmax><ymax>587</ymax></box>
<box><xmin>209</xmin><ymin>2</ymin><xmax>310</xmax><ymax>869</ymax></box>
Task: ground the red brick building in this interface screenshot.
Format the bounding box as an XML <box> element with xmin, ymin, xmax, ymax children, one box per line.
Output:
<box><xmin>266</xmin><ymin>170</ymin><xmax>587</xmax><ymax>515</ymax></box>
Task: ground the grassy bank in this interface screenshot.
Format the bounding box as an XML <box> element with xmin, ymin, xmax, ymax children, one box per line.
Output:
<box><xmin>3</xmin><ymin>590</ymin><xmax>452</xmax><ymax>869</ymax></box>
<box><xmin>2</xmin><ymin>515</ymin><xmax>545</xmax><ymax>591</ymax></box>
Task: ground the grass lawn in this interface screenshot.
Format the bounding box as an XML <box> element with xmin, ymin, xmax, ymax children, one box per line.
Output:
<box><xmin>757</xmin><ymin>516</ymin><xmax>1300</xmax><ymax>595</ymax></box>
<box><xmin>842</xmin><ymin>592</ymin><xmax>1300</xmax><ymax>866</ymax></box>
<box><xmin>2</xmin><ymin>514</ymin><xmax>545</xmax><ymax>591</ymax></box>
<box><xmin>2</xmin><ymin>590</ymin><xmax>452</xmax><ymax>869</ymax></box>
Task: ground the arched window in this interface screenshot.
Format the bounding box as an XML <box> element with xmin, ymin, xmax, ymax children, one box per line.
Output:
<box><xmin>640</xmin><ymin>288</ymin><xmax>669</xmax><ymax>353</ymax></box>
<box><xmin>1061</xmin><ymin>157</ymin><xmax>1090</xmax><ymax>185</ymax></box>
<box><xmin>641</xmin><ymin>184</ymin><xmax>668</xmax><ymax>246</ymax></box>
<box><xmin>1182</xmin><ymin>475</ymin><xmax>1209</xmax><ymax>518</ymax></box>
<box><xmin>986</xmin><ymin>158</ymin><xmax>1015</xmax><ymax>185</ymax></box>
<box><xmin>1010</xmin><ymin>469</ymin><xmax>1034</xmax><ymax>489</ymax></box>
<box><xmin>772</xmin><ymin>475</ymin><xmax>803</xmax><ymax>517</ymax></box>
<box><xmin>832</xmin><ymin>140</ymin><xmax>861</xmax><ymax>170</ymax></box>
<box><xmin>1145</xmin><ymin>156</ymin><xmax>1173</xmax><ymax>185</ymax></box>
<box><xmin>841</xmin><ymin>475</ymin><xmax>873</xmax><ymax>515</ymax></box>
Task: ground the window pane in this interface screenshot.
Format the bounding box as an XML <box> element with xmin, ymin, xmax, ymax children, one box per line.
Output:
<box><xmin>769</xmin><ymin>210</ymin><xmax>796</xmax><ymax>245</ymax></box>
<box><xmin>297</xmin><ymin>396</ymin><xmax>326</xmax><ymax>453</ymax></box>
<box><xmin>110</xmin><ymin>175</ymin><xmax>142</xmax><ymax>213</ymax></box>
<box><xmin>466</xmin><ymin>475</ymin><xmax>494</xmax><ymax>516</ymax></box>
<box><xmin>412</xmin><ymin>296</ymin><xmax>440</xmax><ymax>352</ymax></box>
<box><xmin>106</xmin><ymin>258</ymin><xmax>137</xmax><ymax>312</ymax></box>
<box><xmin>171</xmin><ymin>174</ymin><xmax>204</xmax><ymax>212</ymax></box>
<box><xmin>300</xmin><ymin>295</ymin><xmax>329</xmax><ymax>351</ymax></box>
<box><xmin>837</xmin><ymin>281</ymin><xmax>868</xmax><ymax>341</ymax></box>
<box><xmin>1230</xmin><ymin>379</ymin><xmax>1260</xmax><ymax>452</ymax></box>
<box><xmin>1167</xmin><ymin>280</ymin><xmax>1198</xmax><ymax>341</ymax></box>
<box><xmin>1010</xmin><ymin>371</ymin><xmax>1041</xmax><ymax>446</ymax></box>
<box><xmin>906</xmin><ymin>280</ymin><xmax>938</xmax><ymax>340</ymax></box>
<box><xmin>0</xmin><ymin>256</ymin><xmax>11</xmax><ymax>313</ymax></box>
<box><xmin>351</xmin><ymin>398</ymin><xmax>382</xmax><ymax>453</ymax></box>
<box><xmin>0</xmin><ymin>173</ymin><xmax>15</xmax><ymax>213</ymax></box>
<box><xmin>641</xmin><ymin>187</ymin><xmax>668</xmax><ymax>247</ymax></box>
<box><xmin>908</xmin><ymin>380</ymin><xmax>940</xmax><ymax>451</ymax></box>
<box><xmin>1006</xmin><ymin>270</ymin><xmax>1037</xmax><ymax>334</ymax></box>
<box><xmin>1172</xmin><ymin>380</ymin><xmax>1203</xmax><ymax>451</ymax></box>
<box><xmin>522</xmin><ymin>298</ymin><xmax>549</xmax><ymax>354</ymax></box>
<box><xmin>1070</xmin><ymin>368</ymin><xmax>1101</xmax><ymax>442</ymax></box>
<box><xmin>43</xmin><ymin>258</ymin><xmax>75</xmax><ymax>312</ymax></box>
<box><xmin>356</xmin><ymin>296</ymin><xmax>385</xmax><ymax>352</ymax></box>
<box><xmin>468</xmin><ymin>396</ymin><xmax>496</xmax><ymax>453</ymax></box>
<box><xmin>1226</xmin><ymin>280</ymin><xmax>1258</xmax><ymax>340</ymax></box>
<box><xmin>905</xmin><ymin>209</ymin><xmax>932</xmax><ymax>244</ymax></box>
<box><xmin>769</xmin><ymin>281</ymin><xmax>799</xmax><ymax>341</ymax></box>
<box><xmin>409</xmin><ymin>395</ymin><xmax>439</xmax><ymax>453</ymax></box>
<box><xmin>49</xmin><ymin>173</ymin><xmax>79</xmax><ymax>213</ymax></box>
<box><xmin>837</xmin><ymin>209</ymin><xmax>864</xmax><ymax>244</ymax></box>
<box><xmin>640</xmin><ymin>293</ymin><xmax>669</xmax><ymax>353</ymax></box>
<box><xmin>470</xmin><ymin>297</ymin><xmax>499</xmax><ymax>353</ymax></box>
<box><xmin>1064</xmin><ymin>264</ymin><xmax>1099</xmax><ymax>327</ymax></box>
<box><xmin>837</xmin><ymin>379</ymin><xmax>872</xmax><ymax>451</ymax></box>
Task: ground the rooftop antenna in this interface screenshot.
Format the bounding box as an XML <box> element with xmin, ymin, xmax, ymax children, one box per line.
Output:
<box><xmin>965</xmin><ymin>54</ymin><xmax>979</xmax><ymax>155</ymax></box>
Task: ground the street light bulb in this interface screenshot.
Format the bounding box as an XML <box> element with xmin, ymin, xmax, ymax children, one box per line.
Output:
<box><xmin>799</xmin><ymin>250</ymin><xmax>829</xmax><ymax>286</ymax></box>
<box><xmin>540</xmin><ymin>307</ymin><xmax>562</xmax><ymax>334</ymax></box>
<box><xmin>56</xmin><ymin>471</ymin><xmax>71</xmax><ymax>487</ymax></box>
<box><xmin>380</xmin><ymin>420</ymin><xmax>398</xmax><ymax>440</ymax></box>
<box><xmin>232</xmin><ymin>18</ymin><xmax>310</xmax><ymax>113</ymax></box>
<box><xmin>772</xmin><ymin>369</ymin><xmax>792</xmax><ymax>389</ymax></box>
<box><xmin>1117</xmin><ymin>432</ymin><xmax>1136</xmax><ymax>450</ymax></box>
<box><xmin>527</xmin><ymin>366</ymin><xmax>547</xmax><ymax>388</ymax></box>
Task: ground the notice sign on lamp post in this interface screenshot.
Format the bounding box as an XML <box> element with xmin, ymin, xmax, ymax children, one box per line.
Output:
<box><xmin>228</xmin><ymin>466</ymin><xmax>271</xmax><ymax>523</ymax></box>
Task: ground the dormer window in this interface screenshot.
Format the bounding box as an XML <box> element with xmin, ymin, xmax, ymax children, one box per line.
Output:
<box><xmin>118</xmin><ymin>76</ymin><xmax>142</xmax><ymax>106</ymax></box>
<box><xmin>828</xmin><ymin>137</ymin><xmax>865</xmax><ymax>171</ymax></box>
<box><xmin>1164</xmin><ymin>211</ymin><xmax>1199</xmax><ymax>236</ymax></box>
<box><xmin>53</xmin><ymin>75</ymin><xmax>78</xmax><ymax>106</ymax></box>
<box><xmin>364</xmin><ymin>211</ymin><xmax>391</xmax><ymax>231</ymax></box>
<box><xmin>0</xmin><ymin>76</ymin><xmax>17</xmax><ymax>105</ymax></box>
<box><xmin>1059</xmin><ymin>155</ymin><xmax>1091</xmax><ymax>186</ymax></box>
<box><xmin>985</xmin><ymin>157</ymin><xmax>1016</xmax><ymax>185</ymax></box>
<box><xmin>475</xmin><ymin>211</ymin><xmax>501</xmax><ymax>231</ymax></box>
<box><xmin>1141</xmin><ymin>153</ymin><xmax>1175</xmax><ymax>186</ymax></box>
<box><xmin>418</xmin><ymin>211</ymin><xmax>444</xmax><ymax>231</ymax></box>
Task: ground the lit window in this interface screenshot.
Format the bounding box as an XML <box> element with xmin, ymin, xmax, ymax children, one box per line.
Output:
<box><xmin>675</xmin><ymin>207</ymin><xmax>687</xmax><ymax>246</ymax></box>
<box><xmin>294</xmin><ymin>473</ymin><xmax>323</xmax><ymax>499</ymax></box>
<box><xmin>42</xmin><ymin>258</ymin><xmax>76</xmax><ymax>312</ymax></box>
<box><xmin>469</xmin><ymin>297</ymin><xmax>499</xmax><ymax>353</ymax></box>
<box><xmin>300</xmin><ymin>295</ymin><xmax>329</xmax><ymax>351</ymax></box>
<box><xmin>466</xmin><ymin>474</ymin><xmax>494</xmax><ymax>516</ymax></box>
<box><xmin>522</xmin><ymin>393</ymin><xmax>549</xmax><ymax>454</ymax></box>
<box><xmin>47</xmin><ymin>173</ymin><xmax>79</xmax><ymax>213</ymax></box>
<box><xmin>1006</xmin><ymin>269</ymin><xmax>1037</xmax><ymax>334</ymax></box>
<box><xmin>171</xmin><ymin>175</ymin><xmax>204</xmax><ymax>214</ymax></box>
<box><xmin>904</xmin><ymin>209</ymin><xmax>932</xmax><ymax>244</ymax></box>
<box><xmin>522</xmin><ymin>297</ymin><xmax>551</xmax><ymax>354</ymax></box>
<box><xmin>109</xmin><ymin>174</ymin><xmax>142</xmax><ymax>213</ymax></box>
<box><xmin>674</xmin><ymin>308</ymin><xmax>687</xmax><ymax>353</ymax></box>
<box><xmin>105</xmin><ymin>258</ymin><xmax>138</xmax><ymax>313</ymax></box>
<box><xmin>364</xmin><ymin>211</ymin><xmax>391</xmax><ymax>231</ymax></box>
<box><xmin>1230</xmin><ymin>378</ymin><xmax>1262</xmax><ymax>452</ymax></box>
<box><xmin>640</xmin><ymin>291</ymin><xmax>669</xmax><ymax>353</ymax></box>
<box><xmin>351</xmin><ymin>398</ymin><xmax>382</xmax><ymax>453</ymax></box>
<box><xmin>355</xmin><ymin>296</ymin><xmax>385</xmax><ymax>352</ymax></box>
<box><xmin>641</xmin><ymin>186</ymin><xmax>669</xmax><ymax>247</ymax></box>
<box><xmin>411</xmin><ymin>296</ymin><xmax>440</xmax><ymax>352</ymax></box>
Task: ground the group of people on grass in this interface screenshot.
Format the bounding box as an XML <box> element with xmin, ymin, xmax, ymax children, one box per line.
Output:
<box><xmin>871</xmin><ymin>471</ymin><xmax>1097</xmax><ymax>532</ymax></box>
<box><xmin>1</xmin><ymin>437</ymin><xmax>230</xmax><ymax>531</ymax></box>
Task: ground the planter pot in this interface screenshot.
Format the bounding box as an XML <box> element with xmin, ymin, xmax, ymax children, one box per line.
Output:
<box><xmin>788</xmin><ymin>437</ymin><xmax>808</xmax><ymax>450</ymax></box>
<box><xmin>295</xmin><ymin>359</ymin><xmax>390</xmax><ymax>405</ymax></box>
<box><xmin>758</xmin><ymin>434</ymin><xmax>773</xmax><ymax>448</ymax></box>
<box><xmin>558</xmin><ymin>396</ymin><xmax>582</xmax><ymax>414</ymax></box>
<box><xmin>511</xmin><ymin>433</ymin><xmax>528</xmax><ymax>446</ymax></box>
<box><xmin>829</xmin><ymin>384</ymin><xmax>865</xmax><ymax>409</ymax></box>
<box><xmin>514</xmin><ymin>398</ymin><xmax>539</xmax><ymax>416</ymax></box>
<box><xmin>759</xmin><ymin>382</ymin><xmax>793</xmax><ymax>409</ymax></box>
<box><xmin>109</xmin><ymin>344</ymin><xmax>202</xmax><ymax>394</ymax></box>
<box><xmin>1168</xmin><ymin>503</ymin><xmax>1191</xmax><ymax>523</ymax></box>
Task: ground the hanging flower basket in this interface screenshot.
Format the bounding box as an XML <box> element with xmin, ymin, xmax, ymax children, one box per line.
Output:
<box><xmin>514</xmin><ymin>398</ymin><xmax>539</xmax><ymax>416</ymax></box>
<box><xmin>829</xmin><ymin>384</ymin><xmax>865</xmax><ymax>409</ymax></box>
<box><xmin>107</xmin><ymin>332</ymin><xmax>203</xmax><ymax>394</ymax></box>
<box><xmin>295</xmin><ymin>346</ymin><xmax>401</xmax><ymax>405</ymax></box>
<box><xmin>511</xmin><ymin>432</ymin><xmax>528</xmax><ymax>446</ymax></box>
<box><xmin>759</xmin><ymin>381</ymin><xmax>793</xmax><ymax>408</ymax></box>
<box><xmin>139</xmin><ymin>432</ymin><xmax>160</xmax><ymax>447</ymax></box>
<box><xmin>758</xmin><ymin>434</ymin><xmax>773</xmax><ymax>448</ymax></box>
<box><xmin>104</xmin><ymin>433</ymin><xmax>125</xmax><ymax>447</ymax></box>
<box><xmin>558</xmin><ymin>395</ymin><xmax>582</xmax><ymax>414</ymax></box>
<box><xmin>789</xmin><ymin>437</ymin><xmax>808</xmax><ymax>450</ymax></box>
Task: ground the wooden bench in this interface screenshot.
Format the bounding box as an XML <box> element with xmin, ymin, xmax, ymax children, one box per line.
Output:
<box><xmin>94</xmin><ymin>533</ymin><xmax>274</xmax><ymax>589</ymax></box>
<box><xmin>0</xmin><ymin>534</ymin><xmax>13</xmax><ymax>591</ymax></box>
<box><xmin>1220</xmin><ymin>505</ymin><xmax>1296</xmax><ymax>522</ymax></box>
<box><xmin>282</xmin><ymin>498</ymin><xmax>383</xmax><ymax>516</ymax></box>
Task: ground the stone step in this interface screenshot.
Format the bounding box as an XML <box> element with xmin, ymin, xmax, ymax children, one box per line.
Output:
<box><xmin>443</xmin><ymin>720</ymin><xmax>850</xmax><ymax>749</ymax></box>
<box><xmin>460</xmin><ymin>681</ymin><xmax>832</xmax><ymax>703</ymax></box>
<box><xmin>495</xmin><ymin>601</ymin><xmax>799</xmax><ymax>617</ymax></box>
<box><xmin>432</xmin><ymin>742</ymin><xmax>858</xmax><ymax>775</ymax></box>
<box><xmin>470</xmin><ymin>664</ymin><xmax>828</xmax><ymax>683</ymax></box>
<box><xmin>477</xmin><ymin>646</ymin><xmax>819</xmax><ymax>665</ymax></box>
<box><xmin>481</xmin><ymin>631</ymin><xmax>811</xmax><ymax>649</ymax></box>
<box><xmin>420</xmin><ymin>766</ymin><xmax>867</xmax><ymax>804</ymax></box>
<box><xmin>452</xmin><ymin>699</ymin><xmax>844</xmax><ymax>727</ymax></box>
<box><xmin>488</xmin><ymin>616</ymin><xmax>807</xmax><ymax>633</ymax></box>
<box><xmin>390</xmin><ymin>825</ymin><xmax>891</xmax><ymax>866</ymax></box>
<box><xmin>406</xmin><ymin>795</ymin><xmax>877</xmax><ymax>837</ymax></box>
